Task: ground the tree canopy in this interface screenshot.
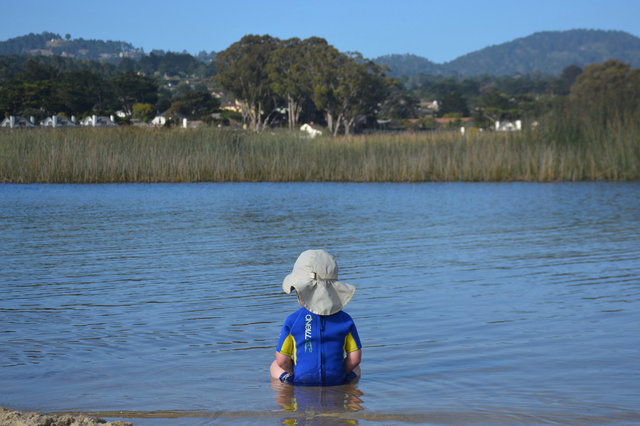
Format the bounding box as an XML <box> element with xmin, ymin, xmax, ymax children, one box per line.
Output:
<box><xmin>215</xmin><ymin>35</ymin><xmax>279</xmax><ymax>130</ymax></box>
<box><xmin>570</xmin><ymin>59</ymin><xmax>640</xmax><ymax>124</ymax></box>
<box><xmin>215</xmin><ymin>35</ymin><xmax>389</xmax><ymax>134</ymax></box>
<box><xmin>0</xmin><ymin>59</ymin><xmax>160</xmax><ymax>119</ymax></box>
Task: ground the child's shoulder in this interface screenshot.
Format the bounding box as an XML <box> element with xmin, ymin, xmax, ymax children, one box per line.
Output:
<box><xmin>283</xmin><ymin>307</ymin><xmax>309</xmax><ymax>323</ymax></box>
<box><xmin>283</xmin><ymin>308</ymin><xmax>355</xmax><ymax>324</ymax></box>
<box><xmin>327</xmin><ymin>310</ymin><xmax>355</xmax><ymax>323</ymax></box>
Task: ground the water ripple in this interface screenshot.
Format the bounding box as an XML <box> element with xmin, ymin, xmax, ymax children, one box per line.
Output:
<box><xmin>1</xmin><ymin>182</ymin><xmax>639</xmax><ymax>420</ymax></box>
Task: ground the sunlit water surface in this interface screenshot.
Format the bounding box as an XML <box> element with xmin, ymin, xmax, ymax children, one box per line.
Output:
<box><xmin>1</xmin><ymin>183</ymin><xmax>639</xmax><ymax>425</ymax></box>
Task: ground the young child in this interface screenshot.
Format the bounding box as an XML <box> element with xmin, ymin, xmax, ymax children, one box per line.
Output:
<box><xmin>270</xmin><ymin>249</ymin><xmax>362</xmax><ymax>386</ymax></box>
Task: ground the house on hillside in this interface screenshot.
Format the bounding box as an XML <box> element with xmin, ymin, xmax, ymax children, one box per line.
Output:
<box><xmin>40</xmin><ymin>115</ymin><xmax>76</xmax><ymax>128</ymax></box>
<box><xmin>183</xmin><ymin>119</ymin><xmax>205</xmax><ymax>129</ymax></box>
<box><xmin>421</xmin><ymin>100</ymin><xmax>439</xmax><ymax>113</ymax></box>
<box><xmin>151</xmin><ymin>115</ymin><xmax>167</xmax><ymax>126</ymax></box>
<box><xmin>221</xmin><ymin>102</ymin><xmax>242</xmax><ymax>113</ymax></box>
<box><xmin>79</xmin><ymin>115</ymin><xmax>118</xmax><ymax>127</ymax></box>
<box><xmin>1</xmin><ymin>116</ymin><xmax>35</xmax><ymax>128</ymax></box>
<box><xmin>300</xmin><ymin>123</ymin><xmax>322</xmax><ymax>138</ymax></box>
<box><xmin>495</xmin><ymin>120</ymin><xmax>522</xmax><ymax>131</ymax></box>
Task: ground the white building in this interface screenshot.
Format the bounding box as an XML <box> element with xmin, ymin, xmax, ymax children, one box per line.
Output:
<box><xmin>40</xmin><ymin>115</ymin><xmax>76</xmax><ymax>128</ymax></box>
<box><xmin>300</xmin><ymin>123</ymin><xmax>322</xmax><ymax>138</ymax></box>
<box><xmin>1</xmin><ymin>116</ymin><xmax>35</xmax><ymax>128</ymax></box>
<box><xmin>151</xmin><ymin>115</ymin><xmax>167</xmax><ymax>126</ymax></box>
<box><xmin>495</xmin><ymin>120</ymin><xmax>522</xmax><ymax>131</ymax></box>
<box><xmin>79</xmin><ymin>115</ymin><xmax>118</xmax><ymax>127</ymax></box>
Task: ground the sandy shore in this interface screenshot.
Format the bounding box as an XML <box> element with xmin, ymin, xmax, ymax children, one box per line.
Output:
<box><xmin>0</xmin><ymin>407</ymin><xmax>132</xmax><ymax>426</ymax></box>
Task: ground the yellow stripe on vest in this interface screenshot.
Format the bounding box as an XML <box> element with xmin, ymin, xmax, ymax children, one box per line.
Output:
<box><xmin>344</xmin><ymin>332</ymin><xmax>359</xmax><ymax>353</ymax></box>
<box><xmin>279</xmin><ymin>334</ymin><xmax>297</xmax><ymax>364</ymax></box>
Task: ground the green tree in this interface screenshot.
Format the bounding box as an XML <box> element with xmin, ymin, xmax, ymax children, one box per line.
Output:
<box><xmin>438</xmin><ymin>90</ymin><xmax>469</xmax><ymax>117</ymax></box>
<box><xmin>132</xmin><ymin>102</ymin><xmax>155</xmax><ymax>122</ymax></box>
<box><xmin>0</xmin><ymin>61</ymin><xmax>59</xmax><ymax>117</ymax></box>
<box><xmin>56</xmin><ymin>70</ymin><xmax>110</xmax><ymax>116</ymax></box>
<box><xmin>333</xmin><ymin>53</ymin><xmax>388</xmax><ymax>135</ymax></box>
<box><xmin>379</xmin><ymin>79</ymin><xmax>420</xmax><ymax>119</ymax></box>
<box><xmin>267</xmin><ymin>37</ymin><xmax>308</xmax><ymax>130</ymax></box>
<box><xmin>552</xmin><ymin>65</ymin><xmax>583</xmax><ymax>95</ymax></box>
<box><xmin>215</xmin><ymin>34</ymin><xmax>279</xmax><ymax>130</ymax></box>
<box><xmin>471</xmin><ymin>89</ymin><xmax>530</xmax><ymax>128</ymax></box>
<box><xmin>19</xmin><ymin>60</ymin><xmax>58</xmax><ymax>81</ymax></box>
<box><xmin>303</xmin><ymin>38</ymin><xmax>344</xmax><ymax>134</ymax></box>
<box><xmin>155</xmin><ymin>87</ymin><xmax>172</xmax><ymax>113</ymax></box>
<box><xmin>569</xmin><ymin>59</ymin><xmax>640</xmax><ymax>125</ymax></box>
<box><xmin>108</xmin><ymin>72</ymin><xmax>158</xmax><ymax>116</ymax></box>
<box><xmin>299</xmin><ymin>43</ymin><xmax>390</xmax><ymax>135</ymax></box>
<box><xmin>167</xmin><ymin>89</ymin><xmax>220</xmax><ymax>120</ymax></box>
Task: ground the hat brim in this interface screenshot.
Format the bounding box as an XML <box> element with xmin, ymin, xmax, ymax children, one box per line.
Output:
<box><xmin>283</xmin><ymin>272</ymin><xmax>355</xmax><ymax>316</ymax></box>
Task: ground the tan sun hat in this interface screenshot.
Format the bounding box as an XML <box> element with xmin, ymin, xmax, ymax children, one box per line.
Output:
<box><xmin>282</xmin><ymin>249</ymin><xmax>356</xmax><ymax>316</ymax></box>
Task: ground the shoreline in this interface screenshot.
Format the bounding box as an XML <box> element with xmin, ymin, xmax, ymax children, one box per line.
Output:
<box><xmin>0</xmin><ymin>407</ymin><xmax>132</xmax><ymax>426</ymax></box>
<box><xmin>2</xmin><ymin>406</ymin><xmax>639</xmax><ymax>425</ymax></box>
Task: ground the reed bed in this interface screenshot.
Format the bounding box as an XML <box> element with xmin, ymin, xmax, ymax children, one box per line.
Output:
<box><xmin>0</xmin><ymin>123</ymin><xmax>638</xmax><ymax>183</ymax></box>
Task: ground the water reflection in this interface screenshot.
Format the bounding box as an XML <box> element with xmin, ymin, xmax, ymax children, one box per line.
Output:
<box><xmin>272</xmin><ymin>380</ymin><xmax>364</xmax><ymax>425</ymax></box>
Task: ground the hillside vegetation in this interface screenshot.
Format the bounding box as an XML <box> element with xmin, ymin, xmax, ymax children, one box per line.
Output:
<box><xmin>1</xmin><ymin>30</ymin><xmax>640</xmax><ymax>144</ymax></box>
<box><xmin>4</xmin><ymin>29</ymin><xmax>640</xmax><ymax>78</ymax></box>
<box><xmin>0</xmin><ymin>31</ymin><xmax>141</xmax><ymax>61</ymax></box>
<box><xmin>376</xmin><ymin>30</ymin><xmax>640</xmax><ymax>77</ymax></box>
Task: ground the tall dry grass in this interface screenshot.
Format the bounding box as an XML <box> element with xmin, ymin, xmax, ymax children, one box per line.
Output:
<box><xmin>0</xmin><ymin>122</ymin><xmax>638</xmax><ymax>183</ymax></box>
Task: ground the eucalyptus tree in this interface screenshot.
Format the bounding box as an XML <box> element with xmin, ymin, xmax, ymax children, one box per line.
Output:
<box><xmin>569</xmin><ymin>59</ymin><xmax>640</xmax><ymax>125</ymax></box>
<box><xmin>215</xmin><ymin>34</ymin><xmax>390</xmax><ymax>134</ymax></box>
<box><xmin>333</xmin><ymin>53</ymin><xmax>388</xmax><ymax>136</ymax></box>
<box><xmin>301</xmin><ymin>38</ymin><xmax>345</xmax><ymax>134</ymax></box>
<box><xmin>267</xmin><ymin>37</ymin><xmax>307</xmax><ymax>130</ymax></box>
<box><xmin>215</xmin><ymin>34</ymin><xmax>280</xmax><ymax>130</ymax></box>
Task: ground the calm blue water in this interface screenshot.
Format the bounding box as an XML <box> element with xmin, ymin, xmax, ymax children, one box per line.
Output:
<box><xmin>1</xmin><ymin>183</ymin><xmax>639</xmax><ymax>424</ymax></box>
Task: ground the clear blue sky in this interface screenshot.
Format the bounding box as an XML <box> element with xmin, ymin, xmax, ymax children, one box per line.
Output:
<box><xmin>2</xmin><ymin>0</ymin><xmax>639</xmax><ymax>63</ymax></box>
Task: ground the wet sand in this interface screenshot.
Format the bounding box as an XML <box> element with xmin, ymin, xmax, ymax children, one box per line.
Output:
<box><xmin>2</xmin><ymin>405</ymin><xmax>639</xmax><ymax>425</ymax></box>
<box><xmin>0</xmin><ymin>407</ymin><xmax>132</xmax><ymax>426</ymax></box>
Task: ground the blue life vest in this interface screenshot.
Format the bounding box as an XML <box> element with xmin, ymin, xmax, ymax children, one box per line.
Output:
<box><xmin>276</xmin><ymin>307</ymin><xmax>361</xmax><ymax>386</ymax></box>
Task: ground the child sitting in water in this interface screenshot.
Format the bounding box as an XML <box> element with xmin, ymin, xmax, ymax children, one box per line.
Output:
<box><xmin>270</xmin><ymin>249</ymin><xmax>362</xmax><ymax>386</ymax></box>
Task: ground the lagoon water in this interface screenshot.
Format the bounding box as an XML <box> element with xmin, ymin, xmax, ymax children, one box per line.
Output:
<box><xmin>1</xmin><ymin>183</ymin><xmax>639</xmax><ymax>424</ymax></box>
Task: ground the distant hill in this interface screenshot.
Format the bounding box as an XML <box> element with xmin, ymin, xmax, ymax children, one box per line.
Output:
<box><xmin>0</xmin><ymin>32</ymin><xmax>218</xmax><ymax>69</ymax></box>
<box><xmin>374</xmin><ymin>54</ymin><xmax>443</xmax><ymax>77</ymax></box>
<box><xmin>445</xmin><ymin>30</ymin><xmax>640</xmax><ymax>76</ymax></box>
<box><xmin>4</xmin><ymin>29</ymin><xmax>640</xmax><ymax>77</ymax></box>
<box><xmin>0</xmin><ymin>32</ymin><xmax>142</xmax><ymax>62</ymax></box>
<box><xmin>376</xmin><ymin>29</ymin><xmax>640</xmax><ymax>77</ymax></box>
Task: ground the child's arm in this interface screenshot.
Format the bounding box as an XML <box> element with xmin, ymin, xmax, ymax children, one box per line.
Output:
<box><xmin>344</xmin><ymin>349</ymin><xmax>361</xmax><ymax>373</ymax></box>
<box><xmin>275</xmin><ymin>351</ymin><xmax>293</xmax><ymax>374</ymax></box>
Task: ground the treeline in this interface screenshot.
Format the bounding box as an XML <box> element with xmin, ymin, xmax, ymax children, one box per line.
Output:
<box><xmin>0</xmin><ymin>51</ymin><xmax>215</xmax><ymax>80</ymax></box>
<box><xmin>406</xmin><ymin>66</ymin><xmax>583</xmax><ymax>129</ymax></box>
<box><xmin>0</xmin><ymin>32</ymin><xmax>63</xmax><ymax>55</ymax></box>
<box><xmin>213</xmin><ymin>35</ymin><xmax>640</xmax><ymax>135</ymax></box>
<box><xmin>0</xmin><ymin>55</ymin><xmax>219</xmax><ymax>123</ymax></box>
<box><xmin>211</xmin><ymin>34</ymin><xmax>565</xmax><ymax>133</ymax></box>
<box><xmin>1</xmin><ymin>33</ymin><xmax>640</xmax><ymax>136</ymax></box>
<box><xmin>0</xmin><ymin>31</ymin><xmax>141</xmax><ymax>61</ymax></box>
